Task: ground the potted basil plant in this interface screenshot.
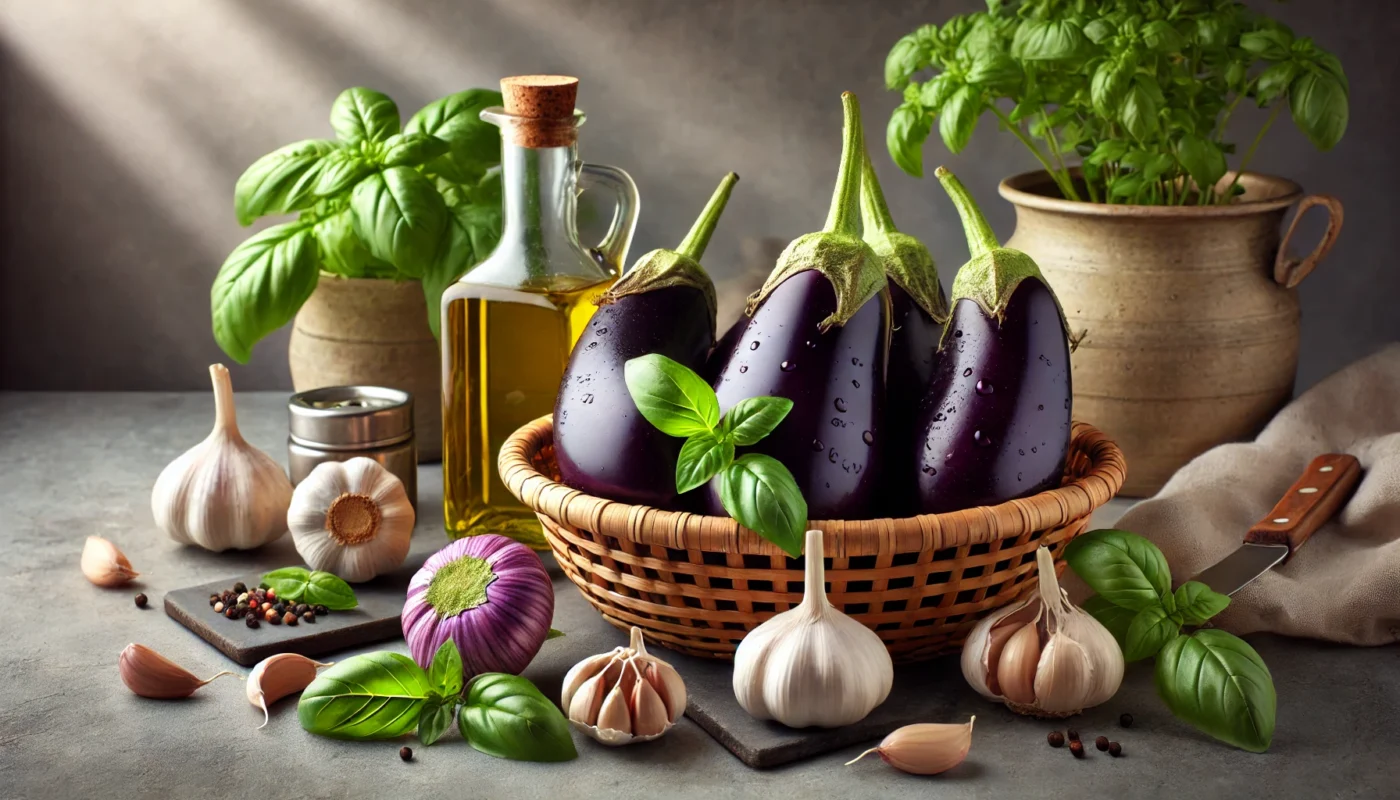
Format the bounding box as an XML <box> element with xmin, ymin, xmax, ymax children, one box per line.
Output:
<box><xmin>215</xmin><ymin>87</ymin><xmax>504</xmax><ymax>460</ymax></box>
<box><xmin>884</xmin><ymin>2</ymin><xmax>1348</xmax><ymax>495</ymax></box>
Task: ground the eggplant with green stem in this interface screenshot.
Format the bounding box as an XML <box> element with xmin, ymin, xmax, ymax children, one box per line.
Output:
<box><xmin>914</xmin><ymin>167</ymin><xmax>1071</xmax><ymax>513</ymax></box>
<box><xmin>859</xmin><ymin>151</ymin><xmax>948</xmax><ymax>514</ymax></box>
<box><xmin>554</xmin><ymin>173</ymin><xmax>739</xmax><ymax>508</ymax></box>
<box><xmin>706</xmin><ymin>93</ymin><xmax>890</xmax><ymax>519</ymax></box>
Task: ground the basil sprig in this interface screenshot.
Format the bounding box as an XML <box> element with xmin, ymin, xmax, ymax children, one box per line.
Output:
<box><xmin>299</xmin><ymin>641</ymin><xmax>576</xmax><ymax>761</ymax></box>
<box><xmin>624</xmin><ymin>354</ymin><xmax>805</xmax><ymax>557</ymax></box>
<box><xmin>259</xmin><ymin>567</ymin><xmax>358</xmax><ymax>610</ymax></box>
<box><xmin>1065</xmin><ymin>529</ymin><xmax>1276</xmax><ymax>752</ymax></box>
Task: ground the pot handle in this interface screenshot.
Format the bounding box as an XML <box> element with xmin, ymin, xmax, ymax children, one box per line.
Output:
<box><xmin>1274</xmin><ymin>194</ymin><xmax>1344</xmax><ymax>288</ymax></box>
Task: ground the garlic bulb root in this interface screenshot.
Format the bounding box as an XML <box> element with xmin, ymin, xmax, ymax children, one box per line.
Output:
<box><xmin>960</xmin><ymin>546</ymin><xmax>1123</xmax><ymax>718</ymax></box>
<box><xmin>81</xmin><ymin>536</ymin><xmax>140</xmax><ymax>587</ymax></box>
<box><xmin>119</xmin><ymin>643</ymin><xmax>233</xmax><ymax>699</ymax></box>
<box><xmin>288</xmin><ymin>458</ymin><xmax>414</xmax><ymax>582</ymax></box>
<box><xmin>151</xmin><ymin>364</ymin><xmax>292</xmax><ymax>551</ymax></box>
<box><xmin>247</xmin><ymin>653</ymin><xmax>333</xmax><ymax>728</ymax></box>
<box><xmin>561</xmin><ymin>626</ymin><xmax>686</xmax><ymax>745</ymax></box>
<box><xmin>732</xmin><ymin>529</ymin><xmax>893</xmax><ymax>729</ymax></box>
<box><xmin>846</xmin><ymin>717</ymin><xmax>975</xmax><ymax>775</ymax></box>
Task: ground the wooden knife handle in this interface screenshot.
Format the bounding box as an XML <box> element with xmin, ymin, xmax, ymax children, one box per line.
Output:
<box><xmin>1243</xmin><ymin>453</ymin><xmax>1361</xmax><ymax>556</ymax></box>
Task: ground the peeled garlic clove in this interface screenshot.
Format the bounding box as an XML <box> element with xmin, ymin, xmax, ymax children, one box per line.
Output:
<box><xmin>81</xmin><ymin>536</ymin><xmax>140</xmax><ymax>587</ymax></box>
<box><xmin>997</xmin><ymin>622</ymin><xmax>1042</xmax><ymax>706</ymax></box>
<box><xmin>119</xmin><ymin>644</ymin><xmax>232</xmax><ymax>699</ymax></box>
<box><xmin>596</xmin><ymin>681</ymin><xmax>633</xmax><ymax>735</ymax></box>
<box><xmin>247</xmin><ymin>653</ymin><xmax>332</xmax><ymax>728</ymax></box>
<box><xmin>560</xmin><ymin>649</ymin><xmax>620</xmax><ymax>711</ymax></box>
<box><xmin>846</xmin><ymin>717</ymin><xmax>975</xmax><ymax>775</ymax></box>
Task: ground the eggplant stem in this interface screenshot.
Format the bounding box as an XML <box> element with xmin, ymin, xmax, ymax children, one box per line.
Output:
<box><xmin>676</xmin><ymin>173</ymin><xmax>739</xmax><ymax>261</ymax></box>
<box><xmin>822</xmin><ymin>92</ymin><xmax>864</xmax><ymax>235</ymax></box>
<box><xmin>859</xmin><ymin>149</ymin><xmax>896</xmax><ymax>235</ymax></box>
<box><xmin>935</xmin><ymin>166</ymin><xmax>1001</xmax><ymax>258</ymax></box>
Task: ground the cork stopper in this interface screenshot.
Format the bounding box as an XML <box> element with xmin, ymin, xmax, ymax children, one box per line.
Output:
<box><xmin>499</xmin><ymin>75</ymin><xmax>579</xmax><ymax>148</ymax></box>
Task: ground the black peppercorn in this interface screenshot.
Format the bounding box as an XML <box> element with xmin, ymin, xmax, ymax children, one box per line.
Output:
<box><xmin>294</xmin><ymin>603</ymin><xmax>309</xmax><ymax>616</ymax></box>
<box><xmin>400</xmin><ymin>746</ymin><xmax>413</xmax><ymax>762</ymax></box>
<box><xmin>283</xmin><ymin>611</ymin><xmax>298</xmax><ymax>626</ymax></box>
<box><xmin>302</xmin><ymin>610</ymin><xmax>316</xmax><ymax>623</ymax></box>
<box><xmin>1095</xmin><ymin>735</ymin><xmax>1109</xmax><ymax>751</ymax></box>
<box><xmin>273</xmin><ymin>603</ymin><xmax>286</xmax><ymax>614</ymax></box>
<box><xmin>245</xmin><ymin>614</ymin><xmax>260</xmax><ymax>629</ymax></box>
<box><xmin>313</xmin><ymin>605</ymin><xmax>329</xmax><ymax>616</ymax></box>
<box><xmin>1108</xmin><ymin>742</ymin><xmax>1123</xmax><ymax>757</ymax></box>
<box><xmin>1119</xmin><ymin>713</ymin><xmax>1134</xmax><ymax>728</ymax></box>
<box><xmin>208</xmin><ymin>594</ymin><xmax>219</xmax><ymax>607</ymax></box>
<box><xmin>233</xmin><ymin>581</ymin><xmax>247</xmax><ymax>594</ymax></box>
<box><xmin>134</xmin><ymin>593</ymin><xmax>148</xmax><ymax>609</ymax></box>
<box><xmin>1066</xmin><ymin>728</ymin><xmax>1080</xmax><ymax>742</ymax></box>
<box><xmin>1069</xmin><ymin>740</ymin><xmax>1085</xmax><ymax>759</ymax></box>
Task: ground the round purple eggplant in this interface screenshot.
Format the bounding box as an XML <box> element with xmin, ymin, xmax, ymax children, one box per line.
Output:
<box><xmin>704</xmin><ymin>312</ymin><xmax>747</xmax><ymax>383</ymax></box>
<box><xmin>707</xmin><ymin>92</ymin><xmax>890</xmax><ymax>520</ymax></box>
<box><xmin>554</xmin><ymin>173</ymin><xmax>738</xmax><ymax>508</ymax></box>
<box><xmin>914</xmin><ymin>167</ymin><xmax>1072</xmax><ymax>514</ymax></box>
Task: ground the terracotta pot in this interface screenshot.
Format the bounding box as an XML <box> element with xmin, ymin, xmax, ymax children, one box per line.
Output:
<box><xmin>999</xmin><ymin>170</ymin><xmax>1342</xmax><ymax>496</ymax></box>
<box><xmin>288</xmin><ymin>275</ymin><xmax>442</xmax><ymax>462</ymax></box>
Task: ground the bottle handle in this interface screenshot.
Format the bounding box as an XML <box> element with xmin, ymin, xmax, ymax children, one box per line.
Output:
<box><xmin>579</xmin><ymin>163</ymin><xmax>640</xmax><ymax>274</ymax></box>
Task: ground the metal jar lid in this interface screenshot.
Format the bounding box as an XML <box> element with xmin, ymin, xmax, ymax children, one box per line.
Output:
<box><xmin>288</xmin><ymin>386</ymin><xmax>414</xmax><ymax>450</ymax></box>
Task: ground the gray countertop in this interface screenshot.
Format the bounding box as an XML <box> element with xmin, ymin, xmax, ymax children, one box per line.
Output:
<box><xmin>2</xmin><ymin>391</ymin><xmax>1396</xmax><ymax>799</ymax></box>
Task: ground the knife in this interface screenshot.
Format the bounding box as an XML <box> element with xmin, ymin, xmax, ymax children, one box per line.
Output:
<box><xmin>1189</xmin><ymin>453</ymin><xmax>1362</xmax><ymax>597</ymax></box>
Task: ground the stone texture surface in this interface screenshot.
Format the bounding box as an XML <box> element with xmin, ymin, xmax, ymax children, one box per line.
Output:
<box><xmin>2</xmin><ymin>391</ymin><xmax>1398</xmax><ymax>799</ymax></box>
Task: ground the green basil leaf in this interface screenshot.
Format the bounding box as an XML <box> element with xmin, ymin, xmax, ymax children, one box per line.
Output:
<box><xmin>721</xmin><ymin>396</ymin><xmax>795</xmax><ymax>446</ymax></box>
<box><xmin>1155</xmin><ymin>630</ymin><xmax>1276</xmax><ymax>752</ymax></box>
<box><xmin>314</xmin><ymin>206</ymin><xmax>393</xmax><ymax>278</ymax></box>
<box><xmin>298</xmin><ymin>652</ymin><xmax>433</xmax><ymax>740</ymax></box>
<box><xmin>1107</xmin><ymin>172</ymin><xmax>1145</xmax><ymax>200</ymax></box>
<box><xmin>406</xmin><ymin>90</ymin><xmax>503</xmax><ymax>183</ymax></box>
<box><xmin>1082</xmin><ymin>18</ymin><xmax>1114</xmax><ymax>44</ymax></box>
<box><xmin>1091</xmin><ymin>60</ymin><xmax>1131</xmax><ymax>117</ymax></box>
<box><xmin>1177</xmin><ymin>134</ymin><xmax>1227</xmax><ymax>192</ymax></box>
<box><xmin>675</xmin><ymin>429</ymin><xmax>735</xmax><ymax>494</ymax></box>
<box><xmin>351</xmin><ymin>167</ymin><xmax>447</xmax><ymax>276</ymax></box>
<box><xmin>624</xmin><ymin>354</ymin><xmax>720</xmax><ymax>437</ymax></box>
<box><xmin>259</xmin><ymin>566</ymin><xmax>311</xmax><ymax>601</ymax></box>
<box><xmin>212</xmin><ymin>222</ymin><xmax>319</xmax><ymax>364</ymax></box>
<box><xmin>382</xmin><ymin>133</ymin><xmax>450</xmax><ymax>168</ymax></box>
<box><xmin>1239</xmin><ymin>28</ymin><xmax>1293</xmax><ymax>60</ymax></box>
<box><xmin>1174</xmin><ymin>581</ymin><xmax>1231</xmax><ymax>626</ymax></box>
<box><xmin>966</xmin><ymin>49</ymin><xmax>1021</xmax><ymax>91</ymax></box>
<box><xmin>458</xmin><ymin>673</ymin><xmax>577</xmax><ymax>762</ymax></box>
<box><xmin>1124</xmin><ymin>605</ymin><xmax>1181</xmax><ymax>662</ymax></box>
<box><xmin>1064</xmin><ymin>529</ymin><xmax>1172</xmax><ymax>611</ymax></box>
<box><xmin>1310</xmin><ymin>50</ymin><xmax>1349</xmax><ymax>92</ymax></box>
<box><xmin>1224</xmin><ymin>60</ymin><xmax>1249</xmax><ymax>92</ymax></box>
<box><xmin>330</xmin><ymin>87</ymin><xmax>400</xmax><ymax>146</ymax></box>
<box><xmin>1119</xmin><ymin>79</ymin><xmax>1159</xmax><ymax>141</ymax></box>
<box><xmin>1084</xmin><ymin>138</ymin><xmax>1129</xmax><ymax>166</ymax></box>
<box><xmin>1255</xmin><ymin>61</ymin><xmax>1299</xmax><ymax>105</ymax></box>
<box><xmin>429</xmin><ymin>639</ymin><xmax>465</xmax><ymax>699</ymax></box>
<box><xmin>1289</xmin><ymin>71</ymin><xmax>1348</xmax><ymax>151</ymax></box>
<box><xmin>886</xmin><ymin>101</ymin><xmax>933</xmax><ymax>178</ymax></box>
<box><xmin>417</xmin><ymin>700</ymin><xmax>456</xmax><ymax>746</ymax></box>
<box><xmin>310</xmin><ymin>149</ymin><xmax>375</xmax><ymax>197</ymax></box>
<box><xmin>421</xmin><ymin>189</ymin><xmax>502</xmax><ymax>336</ymax></box>
<box><xmin>234</xmin><ymin>139</ymin><xmax>339</xmax><ymax>226</ymax></box>
<box><xmin>1141</xmin><ymin>20</ymin><xmax>1185</xmax><ymax>53</ymax></box>
<box><xmin>718</xmin><ymin>454</ymin><xmax>806</xmax><ymax>558</ymax></box>
<box><xmin>1194</xmin><ymin>16</ymin><xmax>1231</xmax><ymax>49</ymax></box>
<box><xmin>1081</xmin><ymin>593</ymin><xmax>1135</xmax><ymax>648</ymax></box>
<box><xmin>917</xmin><ymin>74</ymin><xmax>957</xmax><ymax>113</ymax></box>
<box><xmin>938</xmin><ymin>84</ymin><xmax>982</xmax><ymax>155</ymax></box>
<box><xmin>1011</xmin><ymin>19</ymin><xmax>1087</xmax><ymax>61</ymax></box>
<box><xmin>304</xmin><ymin>571</ymin><xmax>358</xmax><ymax>610</ymax></box>
<box><xmin>885</xmin><ymin>31</ymin><xmax>928</xmax><ymax>90</ymax></box>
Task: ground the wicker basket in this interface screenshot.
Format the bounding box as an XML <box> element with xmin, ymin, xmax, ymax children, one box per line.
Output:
<box><xmin>500</xmin><ymin>417</ymin><xmax>1125</xmax><ymax>663</ymax></box>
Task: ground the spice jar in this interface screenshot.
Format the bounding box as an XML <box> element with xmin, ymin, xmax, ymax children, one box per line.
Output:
<box><xmin>288</xmin><ymin>386</ymin><xmax>417</xmax><ymax>509</ymax></box>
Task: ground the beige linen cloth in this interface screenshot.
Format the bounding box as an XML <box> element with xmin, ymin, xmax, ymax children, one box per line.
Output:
<box><xmin>1110</xmin><ymin>343</ymin><xmax>1400</xmax><ymax>646</ymax></box>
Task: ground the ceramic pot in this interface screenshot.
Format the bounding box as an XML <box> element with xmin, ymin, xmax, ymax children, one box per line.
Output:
<box><xmin>288</xmin><ymin>275</ymin><xmax>442</xmax><ymax>461</ymax></box>
<box><xmin>999</xmin><ymin>170</ymin><xmax>1342</xmax><ymax>496</ymax></box>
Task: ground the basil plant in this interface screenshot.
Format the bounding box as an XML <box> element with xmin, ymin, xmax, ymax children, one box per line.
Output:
<box><xmin>884</xmin><ymin>0</ymin><xmax>1349</xmax><ymax>206</ymax></box>
<box><xmin>213</xmin><ymin>87</ymin><xmax>504</xmax><ymax>362</ymax></box>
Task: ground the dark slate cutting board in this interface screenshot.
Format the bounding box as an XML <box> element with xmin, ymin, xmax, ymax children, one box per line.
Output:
<box><xmin>164</xmin><ymin>571</ymin><xmax>411</xmax><ymax>666</ymax></box>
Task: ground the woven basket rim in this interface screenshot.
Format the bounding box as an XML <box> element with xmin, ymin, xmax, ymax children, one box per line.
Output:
<box><xmin>500</xmin><ymin>417</ymin><xmax>1126</xmax><ymax>558</ymax></box>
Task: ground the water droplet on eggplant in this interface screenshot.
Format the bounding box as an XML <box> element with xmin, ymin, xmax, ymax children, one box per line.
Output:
<box><xmin>582</xmin><ymin>393</ymin><xmax>595</xmax><ymax>405</ymax></box>
<box><xmin>962</xmin><ymin>368</ymin><xmax>973</xmax><ymax>377</ymax></box>
<box><xmin>597</xmin><ymin>327</ymin><xmax>608</xmax><ymax>335</ymax></box>
<box><xmin>975</xmin><ymin>380</ymin><xmax>993</xmax><ymax>395</ymax></box>
<box><xmin>738</xmin><ymin>365</ymin><xmax>748</xmax><ymax>373</ymax></box>
<box><xmin>827</xmin><ymin>448</ymin><xmax>838</xmax><ymax>463</ymax></box>
<box><xmin>922</xmin><ymin>465</ymin><xmax>937</xmax><ymax>475</ymax></box>
<box><xmin>749</xmin><ymin>341</ymin><xmax>760</xmax><ymax>351</ymax></box>
<box><xmin>974</xmin><ymin>430</ymin><xmax>993</xmax><ymax>447</ymax></box>
<box><xmin>954</xmin><ymin>330</ymin><xmax>963</xmax><ymax>338</ymax></box>
<box><xmin>804</xmin><ymin>340</ymin><xmax>817</xmax><ymax>349</ymax></box>
<box><xmin>862</xmin><ymin>431</ymin><xmax>874</xmax><ymax>445</ymax></box>
<box><xmin>780</xmin><ymin>361</ymin><xmax>797</xmax><ymax>372</ymax></box>
<box><xmin>1031</xmin><ymin>446</ymin><xmax>1038</xmax><ymax>453</ymax></box>
<box><xmin>1038</xmin><ymin>404</ymin><xmax>1044</xmax><ymax>411</ymax></box>
<box><xmin>852</xmin><ymin>379</ymin><xmax>860</xmax><ymax>388</ymax></box>
<box><xmin>811</xmin><ymin>440</ymin><xmax>824</xmax><ymax>451</ymax></box>
<box><xmin>834</xmin><ymin>398</ymin><xmax>847</xmax><ymax>412</ymax></box>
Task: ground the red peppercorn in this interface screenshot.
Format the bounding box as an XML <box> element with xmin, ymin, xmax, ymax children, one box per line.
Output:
<box><xmin>1069</xmin><ymin>740</ymin><xmax>1085</xmax><ymax>759</ymax></box>
<box><xmin>1108</xmin><ymin>742</ymin><xmax>1123</xmax><ymax>757</ymax></box>
<box><xmin>283</xmin><ymin>611</ymin><xmax>298</xmax><ymax>626</ymax></box>
<box><xmin>1047</xmin><ymin>731</ymin><xmax>1065</xmax><ymax>748</ymax></box>
<box><xmin>265</xmin><ymin>588</ymin><xmax>276</xmax><ymax>601</ymax></box>
<box><xmin>134</xmin><ymin>593</ymin><xmax>148</xmax><ymax>609</ymax></box>
<box><xmin>399</xmin><ymin>746</ymin><xmax>412</xmax><ymax>762</ymax></box>
<box><xmin>1095</xmin><ymin>736</ymin><xmax>1110</xmax><ymax>751</ymax></box>
<box><xmin>1067</xmin><ymin>728</ymin><xmax>1080</xmax><ymax>742</ymax></box>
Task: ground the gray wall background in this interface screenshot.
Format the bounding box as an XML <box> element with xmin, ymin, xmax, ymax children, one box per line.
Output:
<box><xmin>1</xmin><ymin>0</ymin><xmax>1395</xmax><ymax>392</ymax></box>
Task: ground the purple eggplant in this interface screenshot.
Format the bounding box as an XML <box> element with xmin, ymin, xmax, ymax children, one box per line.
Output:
<box><xmin>554</xmin><ymin>173</ymin><xmax>738</xmax><ymax>508</ymax></box>
<box><xmin>707</xmin><ymin>93</ymin><xmax>890</xmax><ymax>520</ymax></box>
<box><xmin>914</xmin><ymin>167</ymin><xmax>1072</xmax><ymax>514</ymax></box>
<box><xmin>859</xmin><ymin>151</ymin><xmax>948</xmax><ymax>514</ymax></box>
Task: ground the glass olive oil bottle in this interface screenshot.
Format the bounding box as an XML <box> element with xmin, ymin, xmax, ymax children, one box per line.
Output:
<box><xmin>442</xmin><ymin>75</ymin><xmax>637</xmax><ymax>547</ymax></box>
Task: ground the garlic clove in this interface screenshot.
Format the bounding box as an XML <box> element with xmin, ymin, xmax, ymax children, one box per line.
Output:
<box><xmin>596</xmin><ymin>681</ymin><xmax>633</xmax><ymax>735</ymax></box>
<box><xmin>1060</xmin><ymin>607</ymin><xmax>1125</xmax><ymax>707</ymax></box>
<box><xmin>996</xmin><ymin>622</ymin><xmax>1041</xmax><ymax>705</ymax></box>
<box><xmin>846</xmin><ymin>717</ymin><xmax>975</xmax><ymax>775</ymax></box>
<box><xmin>568</xmin><ymin>667</ymin><xmax>611</xmax><ymax>727</ymax></box>
<box><xmin>560</xmin><ymin>649</ymin><xmax>621</xmax><ymax>711</ymax></box>
<box><xmin>119</xmin><ymin>643</ymin><xmax>232</xmax><ymax>699</ymax></box>
<box><xmin>247</xmin><ymin>653</ymin><xmax>332</xmax><ymax>728</ymax></box>
<box><xmin>643</xmin><ymin>660</ymin><xmax>687</xmax><ymax>724</ymax></box>
<box><xmin>81</xmin><ymin>536</ymin><xmax>140</xmax><ymax>587</ymax></box>
<box><xmin>966</xmin><ymin>602</ymin><xmax>1037</xmax><ymax>698</ymax></box>
<box><xmin>629</xmin><ymin>666</ymin><xmax>670</xmax><ymax>738</ymax></box>
<box><xmin>1033</xmin><ymin>632</ymin><xmax>1095</xmax><ymax>714</ymax></box>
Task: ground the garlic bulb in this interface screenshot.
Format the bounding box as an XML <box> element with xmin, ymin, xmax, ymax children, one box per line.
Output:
<box><xmin>561</xmin><ymin>626</ymin><xmax>686</xmax><ymax>745</ymax></box>
<box><xmin>81</xmin><ymin>536</ymin><xmax>140</xmax><ymax>587</ymax></box>
<box><xmin>732</xmin><ymin>529</ymin><xmax>893</xmax><ymax>729</ymax></box>
<box><xmin>288</xmin><ymin>457</ymin><xmax>413</xmax><ymax>582</ymax></box>
<box><xmin>961</xmin><ymin>546</ymin><xmax>1124</xmax><ymax>717</ymax></box>
<box><xmin>846</xmin><ymin>717</ymin><xmax>975</xmax><ymax>775</ymax></box>
<box><xmin>152</xmin><ymin>364</ymin><xmax>292</xmax><ymax>551</ymax></box>
<box><xmin>247</xmin><ymin>653</ymin><xmax>332</xmax><ymax>728</ymax></box>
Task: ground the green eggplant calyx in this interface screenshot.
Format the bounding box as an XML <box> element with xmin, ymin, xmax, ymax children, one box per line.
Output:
<box><xmin>747</xmin><ymin>92</ymin><xmax>886</xmax><ymax>331</ymax></box>
<box><xmin>861</xmin><ymin>151</ymin><xmax>948</xmax><ymax>323</ymax></box>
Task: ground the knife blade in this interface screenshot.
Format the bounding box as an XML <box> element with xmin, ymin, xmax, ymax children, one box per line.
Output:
<box><xmin>1189</xmin><ymin>453</ymin><xmax>1361</xmax><ymax>597</ymax></box>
